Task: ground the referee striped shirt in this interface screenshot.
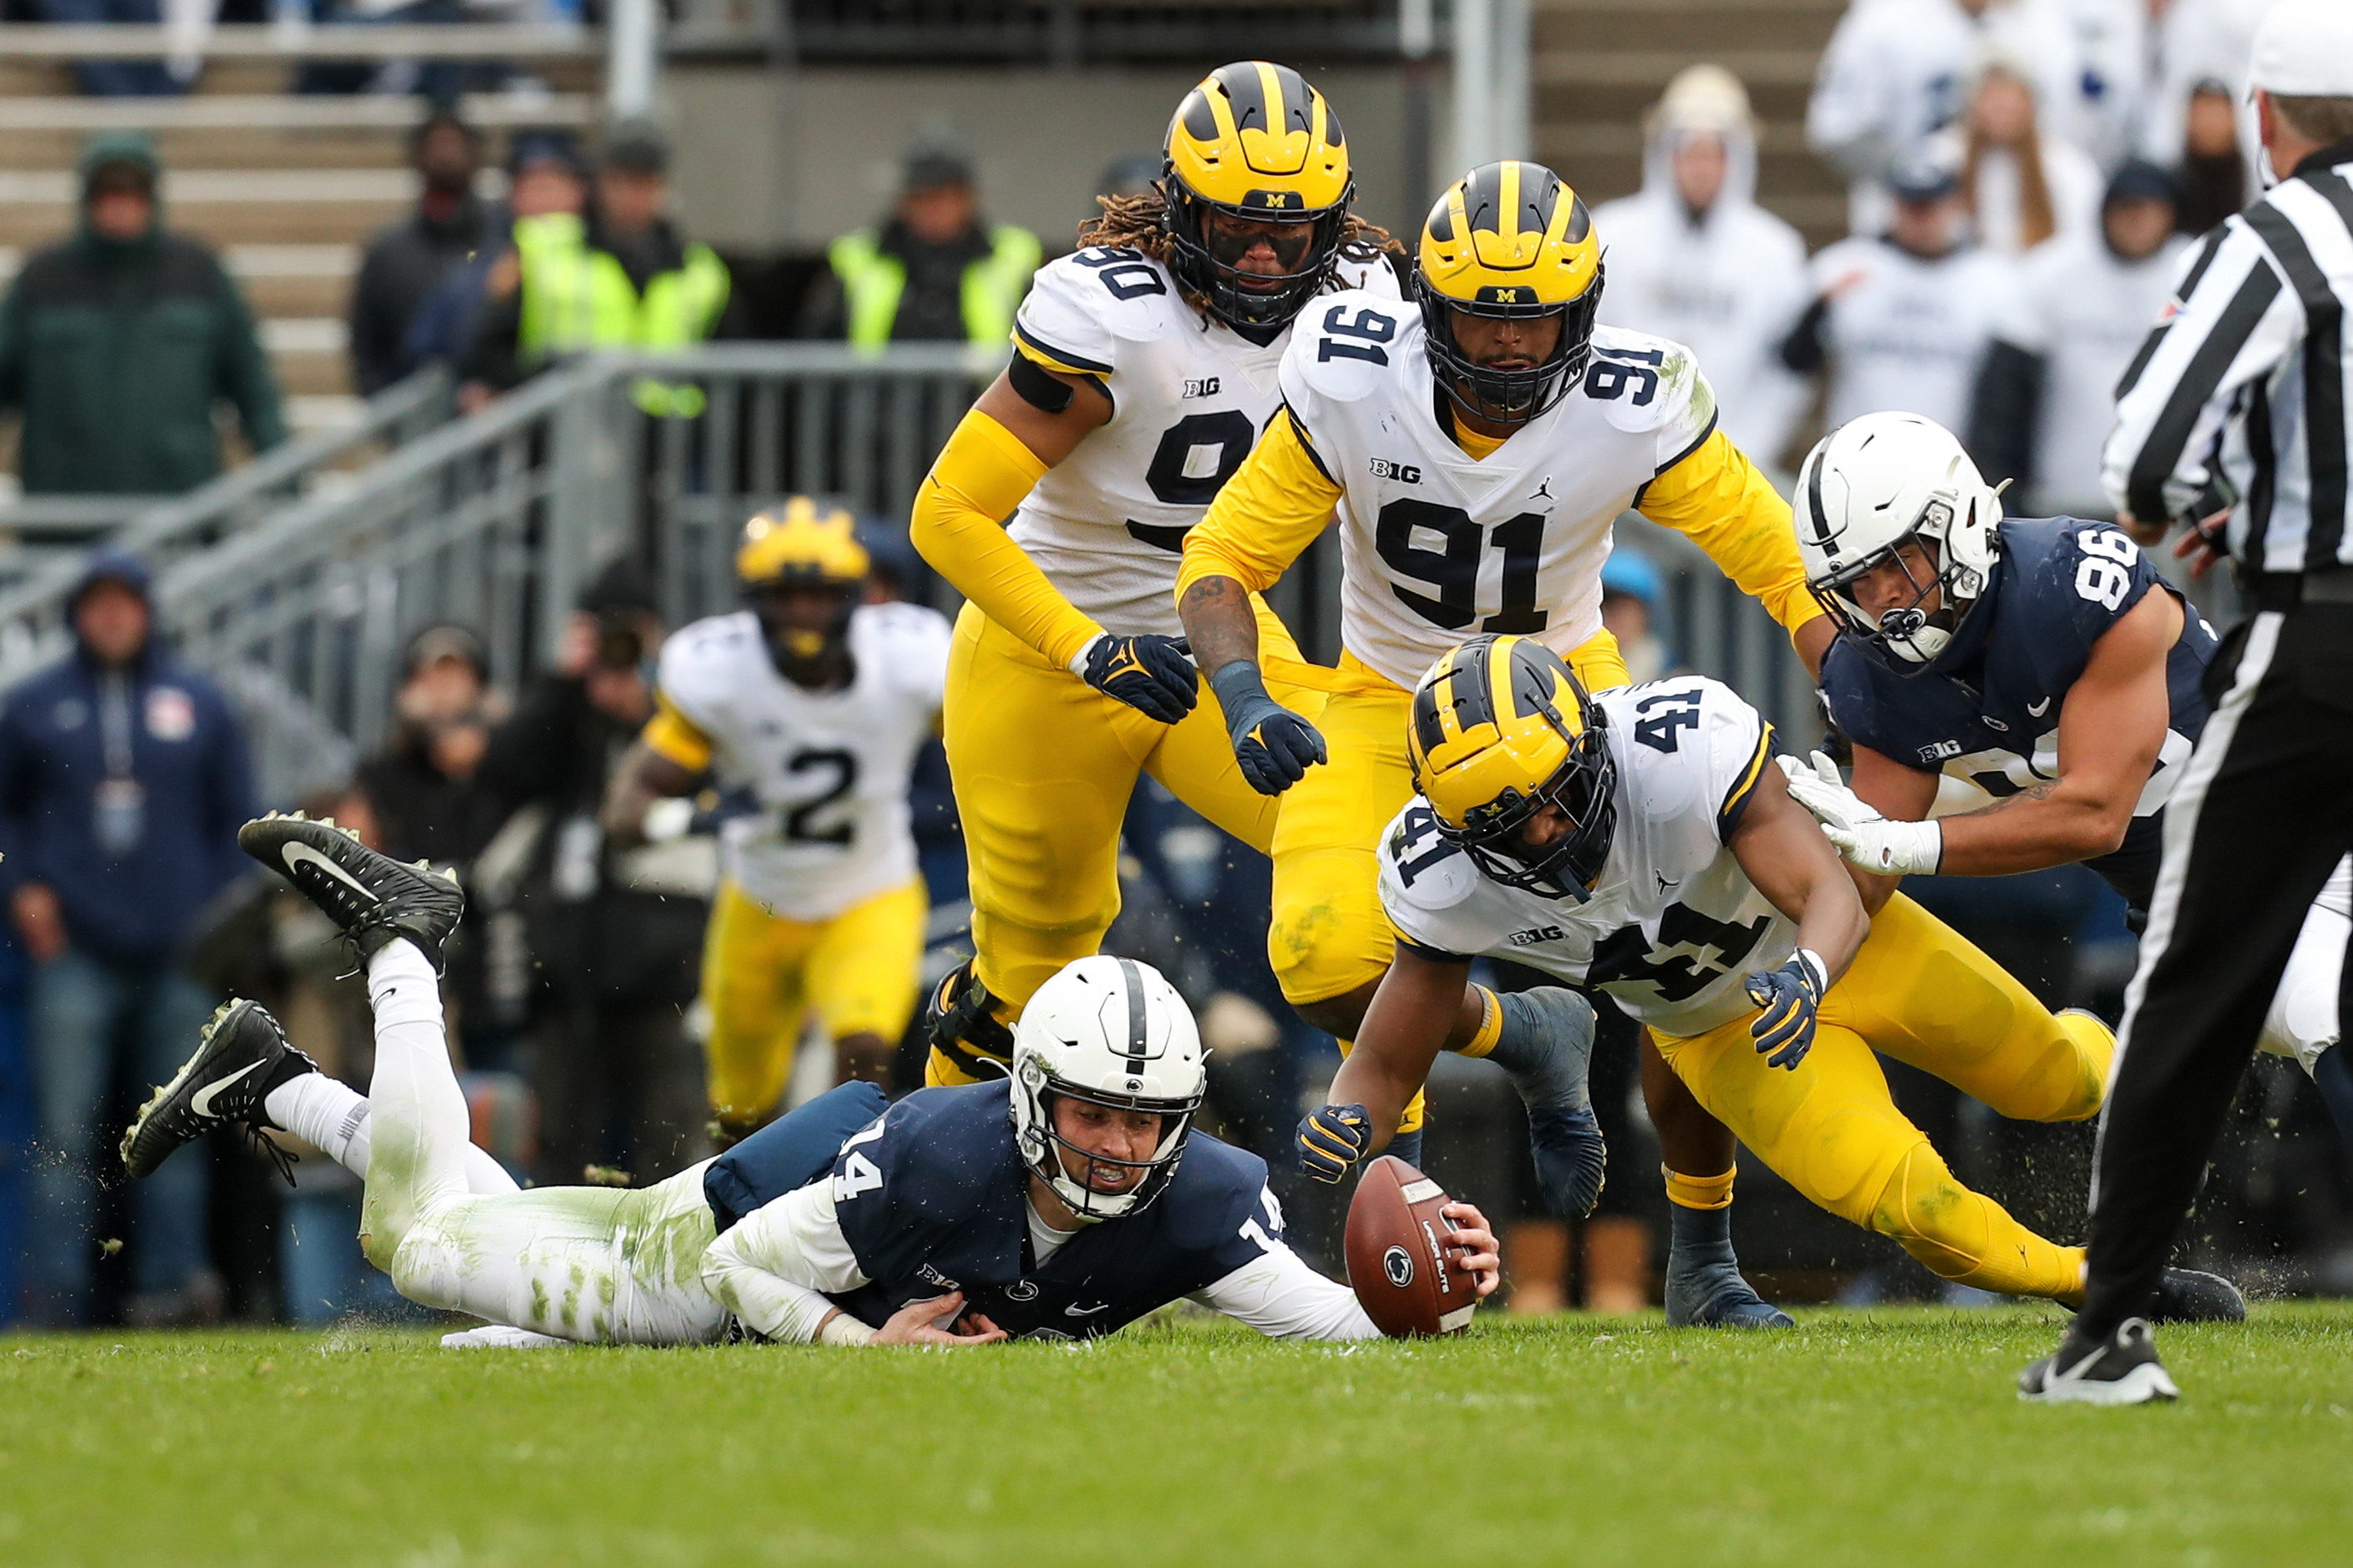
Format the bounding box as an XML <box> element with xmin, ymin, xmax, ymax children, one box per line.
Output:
<box><xmin>2103</xmin><ymin>137</ymin><xmax>2353</xmax><ymax>575</ymax></box>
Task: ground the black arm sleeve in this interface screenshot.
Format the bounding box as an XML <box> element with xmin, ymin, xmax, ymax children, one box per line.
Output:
<box><xmin>1779</xmin><ymin>296</ymin><xmax>1832</xmax><ymax>375</ymax></box>
<box><xmin>1966</xmin><ymin>340</ymin><xmax>2046</xmax><ymax>496</ymax></box>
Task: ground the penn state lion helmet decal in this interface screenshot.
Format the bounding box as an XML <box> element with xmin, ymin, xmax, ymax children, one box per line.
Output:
<box><xmin>1407</xmin><ymin>634</ymin><xmax>1618</xmax><ymax>901</ymax></box>
<box><xmin>1162</xmin><ymin>61</ymin><xmax>1355</xmax><ymax>331</ymax></box>
<box><xmin>1415</xmin><ymin>161</ymin><xmax>1606</xmax><ymax>428</ymax></box>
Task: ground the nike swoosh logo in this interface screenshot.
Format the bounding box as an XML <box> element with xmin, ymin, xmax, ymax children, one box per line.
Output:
<box><xmin>191</xmin><ymin>1059</ymin><xmax>264</xmax><ymax>1119</ymax></box>
<box><xmin>2028</xmin><ymin>697</ymin><xmax>2053</xmax><ymax>717</ymax></box>
<box><xmin>1064</xmin><ymin>1301</ymin><xmax>1113</xmax><ymax>1317</ymax></box>
<box><xmin>280</xmin><ymin>840</ymin><xmax>376</xmax><ymax>901</ymax></box>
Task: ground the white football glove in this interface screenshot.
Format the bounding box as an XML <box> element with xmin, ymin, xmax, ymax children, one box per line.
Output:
<box><xmin>1775</xmin><ymin>752</ymin><xmax>1942</xmax><ymax>876</ymax></box>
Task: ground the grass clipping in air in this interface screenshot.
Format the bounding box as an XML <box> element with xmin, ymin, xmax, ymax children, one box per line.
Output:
<box><xmin>3</xmin><ymin>1305</ymin><xmax>2351</xmax><ymax>1566</ymax></box>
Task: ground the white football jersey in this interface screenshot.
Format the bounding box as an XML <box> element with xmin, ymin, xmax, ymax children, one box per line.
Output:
<box><xmin>655</xmin><ymin>603</ymin><xmax>950</xmax><ymax>922</ymax></box>
<box><xmin>1378</xmin><ymin>677</ymin><xmax>1797</xmax><ymax>1037</ymax></box>
<box><xmin>1010</xmin><ymin>248</ymin><xmax>1399</xmax><ymax>638</ymax></box>
<box><xmin>1281</xmin><ymin>293</ymin><xmax>1719</xmax><ymax>690</ymax></box>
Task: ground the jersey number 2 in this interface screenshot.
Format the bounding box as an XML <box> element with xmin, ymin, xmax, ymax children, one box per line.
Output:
<box><xmin>782</xmin><ymin>747</ymin><xmax>859</xmax><ymax>846</ymax></box>
<box><xmin>1375</xmin><ymin>501</ymin><xmax>1549</xmax><ymax>633</ymax></box>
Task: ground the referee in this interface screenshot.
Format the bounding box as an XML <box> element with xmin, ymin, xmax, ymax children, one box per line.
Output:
<box><xmin>2021</xmin><ymin>0</ymin><xmax>2353</xmax><ymax>1406</ymax></box>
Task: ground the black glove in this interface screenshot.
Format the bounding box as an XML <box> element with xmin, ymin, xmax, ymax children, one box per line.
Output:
<box><xmin>1744</xmin><ymin>950</ymin><xmax>1827</xmax><ymax>1071</ymax></box>
<box><xmin>1297</xmin><ymin>1103</ymin><xmax>1372</xmax><ymax>1185</ymax></box>
<box><xmin>1073</xmin><ymin>633</ymin><xmax>1198</xmax><ymax>724</ymax></box>
<box><xmin>1210</xmin><ymin>660</ymin><xmax>1326</xmax><ymax>795</ymax></box>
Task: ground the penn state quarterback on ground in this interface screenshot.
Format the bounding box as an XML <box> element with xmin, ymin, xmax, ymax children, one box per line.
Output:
<box><xmin>602</xmin><ymin>499</ymin><xmax>950</xmax><ymax>1143</ymax></box>
<box><xmin>905</xmin><ymin>62</ymin><xmax>1399</xmax><ymax>1093</ymax></box>
<box><xmin>1783</xmin><ymin>414</ymin><xmax>2353</xmax><ymax>1152</ymax></box>
<box><xmin>119</xmin><ymin>816</ymin><xmax>1499</xmax><ymax>1345</ymax></box>
<box><xmin>1298</xmin><ymin>633</ymin><xmax>2245</xmax><ymax>1321</ymax></box>
<box><xmin>1174</xmin><ymin>159</ymin><xmax>1833</xmax><ymax>1322</ymax></box>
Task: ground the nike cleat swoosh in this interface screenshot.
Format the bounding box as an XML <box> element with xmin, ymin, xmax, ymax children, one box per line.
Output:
<box><xmin>280</xmin><ymin>840</ymin><xmax>380</xmax><ymax>901</ymax></box>
<box><xmin>189</xmin><ymin>1059</ymin><xmax>266</xmax><ymax>1119</ymax></box>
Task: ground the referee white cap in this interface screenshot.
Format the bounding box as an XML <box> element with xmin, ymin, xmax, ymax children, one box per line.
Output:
<box><xmin>2248</xmin><ymin>0</ymin><xmax>2353</xmax><ymax>98</ymax></box>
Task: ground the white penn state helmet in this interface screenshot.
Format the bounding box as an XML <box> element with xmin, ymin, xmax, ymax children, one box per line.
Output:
<box><xmin>1010</xmin><ymin>955</ymin><xmax>1206</xmax><ymax>1222</ymax></box>
<box><xmin>1795</xmin><ymin>411</ymin><xmax>2004</xmax><ymax>663</ymax></box>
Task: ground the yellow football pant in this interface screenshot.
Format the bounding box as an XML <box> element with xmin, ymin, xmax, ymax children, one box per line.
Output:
<box><xmin>702</xmin><ymin>876</ymin><xmax>928</xmax><ymax>1125</ymax></box>
<box><xmin>1651</xmin><ymin>895</ymin><xmax>2114</xmax><ymax>1303</ymax></box>
<box><xmin>1266</xmin><ymin>629</ymin><xmax>1631</xmax><ymax>1135</ymax></box>
<box><xmin>931</xmin><ymin>600</ymin><xmax>1323</xmax><ymax>1086</ymax></box>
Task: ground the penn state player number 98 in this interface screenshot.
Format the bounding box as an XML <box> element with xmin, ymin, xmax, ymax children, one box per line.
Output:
<box><xmin>1374</xmin><ymin>500</ymin><xmax>1550</xmax><ymax>633</ymax></box>
<box><xmin>2073</xmin><ymin>528</ymin><xmax>2139</xmax><ymax>613</ymax></box>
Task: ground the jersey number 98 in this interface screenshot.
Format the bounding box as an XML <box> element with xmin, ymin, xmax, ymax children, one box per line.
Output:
<box><xmin>2073</xmin><ymin>528</ymin><xmax>2139</xmax><ymax>612</ymax></box>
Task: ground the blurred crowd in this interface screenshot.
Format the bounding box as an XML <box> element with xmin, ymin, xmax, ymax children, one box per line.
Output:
<box><xmin>4</xmin><ymin>0</ymin><xmax>2351</xmax><ymax>1326</ymax></box>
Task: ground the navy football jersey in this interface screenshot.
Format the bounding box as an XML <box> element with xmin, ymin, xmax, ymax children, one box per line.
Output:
<box><xmin>1819</xmin><ymin>516</ymin><xmax>2217</xmax><ymax>910</ymax></box>
<box><xmin>820</xmin><ymin>1081</ymin><xmax>1282</xmax><ymax>1342</ymax></box>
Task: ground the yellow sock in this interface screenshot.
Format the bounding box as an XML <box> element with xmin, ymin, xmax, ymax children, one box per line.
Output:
<box><xmin>1453</xmin><ymin>985</ymin><xmax>1504</xmax><ymax>1059</ymax></box>
<box><xmin>1665</xmin><ymin>1165</ymin><xmax>1735</xmax><ymax>1211</ymax></box>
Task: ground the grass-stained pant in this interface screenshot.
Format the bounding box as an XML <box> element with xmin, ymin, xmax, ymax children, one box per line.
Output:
<box><xmin>1651</xmin><ymin>895</ymin><xmax>2112</xmax><ymax>1303</ymax></box>
<box><xmin>360</xmin><ymin>940</ymin><xmax>727</xmax><ymax>1345</ymax></box>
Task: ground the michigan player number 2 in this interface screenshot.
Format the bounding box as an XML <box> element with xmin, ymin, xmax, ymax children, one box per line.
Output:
<box><xmin>781</xmin><ymin>747</ymin><xmax>859</xmax><ymax>846</ymax></box>
<box><xmin>1375</xmin><ymin>500</ymin><xmax>1550</xmax><ymax>633</ymax></box>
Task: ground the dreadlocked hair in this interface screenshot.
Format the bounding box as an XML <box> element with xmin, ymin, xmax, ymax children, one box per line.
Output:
<box><xmin>1077</xmin><ymin>190</ymin><xmax>1402</xmax><ymax>319</ymax></box>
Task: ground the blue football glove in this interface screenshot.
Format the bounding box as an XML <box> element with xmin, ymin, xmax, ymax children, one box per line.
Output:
<box><xmin>1745</xmin><ymin>949</ymin><xmax>1828</xmax><ymax>1070</ymax></box>
<box><xmin>1072</xmin><ymin>633</ymin><xmax>1198</xmax><ymax>724</ymax></box>
<box><xmin>1297</xmin><ymin>1103</ymin><xmax>1373</xmax><ymax>1185</ymax></box>
<box><xmin>1210</xmin><ymin>660</ymin><xmax>1327</xmax><ymax>795</ymax></box>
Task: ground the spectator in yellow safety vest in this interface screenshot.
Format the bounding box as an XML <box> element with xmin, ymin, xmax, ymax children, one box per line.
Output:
<box><xmin>460</xmin><ymin>118</ymin><xmax>736</xmax><ymax>416</ymax></box>
<box><xmin>804</xmin><ymin>146</ymin><xmax>1042</xmax><ymax>350</ymax></box>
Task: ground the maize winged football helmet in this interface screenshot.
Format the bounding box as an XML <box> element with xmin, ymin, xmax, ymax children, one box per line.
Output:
<box><xmin>1407</xmin><ymin>635</ymin><xmax>1617</xmax><ymax>901</ymax></box>
<box><xmin>737</xmin><ymin>496</ymin><xmax>868</xmax><ymax>668</ymax></box>
<box><xmin>1416</xmin><ymin>161</ymin><xmax>1605</xmax><ymax>428</ymax></box>
<box><xmin>1162</xmin><ymin>61</ymin><xmax>1354</xmax><ymax>330</ymax></box>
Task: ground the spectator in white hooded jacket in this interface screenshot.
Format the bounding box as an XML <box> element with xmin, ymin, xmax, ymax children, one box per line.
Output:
<box><xmin>1809</xmin><ymin>0</ymin><xmax>2084</xmax><ymax>237</ymax></box>
<box><xmin>1593</xmin><ymin>65</ymin><xmax>1813</xmax><ymax>473</ymax></box>
<box><xmin>1966</xmin><ymin>159</ymin><xmax>2189</xmax><ymax>518</ymax></box>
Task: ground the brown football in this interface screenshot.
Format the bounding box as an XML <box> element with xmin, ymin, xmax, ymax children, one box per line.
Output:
<box><xmin>1344</xmin><ymin>1154</ymin><xmax>1479</xmax><ymax>1337</ymax></box>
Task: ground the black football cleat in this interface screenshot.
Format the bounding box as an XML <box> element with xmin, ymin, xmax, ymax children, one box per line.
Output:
<box><xmin>2018</xmin><ymin>1317</ymin><xmax>2179</xmax><ymax>1405</ymax></box>
<box><xmin>121</xmin><ymin>999</ymin><xmax>315</xmax><ymax>1183</ymax></box>
<box><xmin>240</xmin><ymin>811</ymin><xmax>464</xmax><ymax>972</ymax></box>
<box><xmin>1665</xmin><ymin>1252</ymin><xmax>1798</xmax><ymax>1330</ymax></box>
<box><xmin>922</xmin><ymin>958</ymin><xmax>1017</xmax><ymax>1078</ymax></box>
<box><xmin>2147</xmin><ymin>1266</ymin><xmax>2248</xmax><ymax>1324</ymax></box>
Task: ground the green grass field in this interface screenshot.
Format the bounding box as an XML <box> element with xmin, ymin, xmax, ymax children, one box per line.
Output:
<box><xmin>5</xmin><ymin>1304</ymin><xmax>2351</xmax><ymax>1567</ymax></box>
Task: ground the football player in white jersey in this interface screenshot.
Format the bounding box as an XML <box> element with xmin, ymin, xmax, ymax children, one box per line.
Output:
<box><xmin>904</xmin><ymin>62</ymin><xmax>1402</xmax><ymax>1086</ymax></box>
<box><xmin>604</xmin><ymin>499</ymin><xmax>951</xmax><ymax>1143</ymax></box>
<box><xmin>1176</xmin><ymin>159</ymin><xmax>1831</xmax><ymax>1321</ymax></box>
<box><xmin>1300</xmin><ymin>634</ymin><xmax>2246</xmax><ymax>1322</ymax></box>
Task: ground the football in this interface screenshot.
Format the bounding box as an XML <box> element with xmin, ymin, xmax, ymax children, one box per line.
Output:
<box><xmin>1343</xmin><ymin>1154</ymin><xmax>1479</xmax><ymax>1337</ymax></box>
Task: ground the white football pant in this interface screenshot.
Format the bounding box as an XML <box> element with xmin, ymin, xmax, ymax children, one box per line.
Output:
<box><xmin>2258</xmin><ymin>860</ymin><xmax>2353</xmax><ymax>1077</ymax></box>
<box><xmin>358</xmin><ymin>940</ymin><xmax>730</xmax><ymax>1345</ymax></box>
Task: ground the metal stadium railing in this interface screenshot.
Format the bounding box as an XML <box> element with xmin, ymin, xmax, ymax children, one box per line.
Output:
<box><xmin>137</xmin><ymin>344</ymin><xmax>996</xmax><ymax>752</ymax></box>
<box><xmin>0</xmin><ymin>341</ymin><xmax>1827</xmax><ymax>752</ymax></box>
<box><xmin>0</xmin><ymin>367</ymin><xmax>451</xmax><ymax>677</ymax></box>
